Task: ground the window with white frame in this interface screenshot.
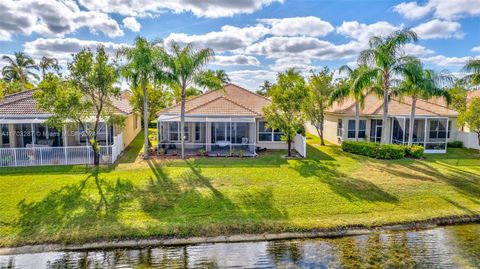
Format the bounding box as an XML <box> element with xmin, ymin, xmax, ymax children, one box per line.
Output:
<box><xmin>195</xmin><ymin>123</ymin><xmax>201</xmax><ymax>141</ymax></box>
<box><xmin>347</xmin><ymin>120</ymin><xmax>366</xmax><ymax>138</ymax></box>
<box><xmin>259</xmin><ymin>121</ymin><xmax>283</xmax><ymax>142</ymax></box>
<box><xmin>168</xmin><ymin>122</ymin><xmax>188</xmax><ymax>141</ymax></box>
<box><xmin>337</xmin><ymin>119</ymin><xmax>343</xmax><ymax>137</ymax></box>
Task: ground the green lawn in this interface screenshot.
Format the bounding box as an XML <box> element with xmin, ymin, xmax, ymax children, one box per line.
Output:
<box><xmin>1</xmin><ymin>133</ymin><xmax>480</xmax><ymax>247</ymax></box>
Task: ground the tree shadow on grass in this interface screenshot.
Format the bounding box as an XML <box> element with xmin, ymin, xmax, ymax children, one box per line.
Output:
<box><xmin>140</xmin><ymin>159</ymin><xmax>288</xmax><ymax>233</ymax></box>
<box><xmin>293</xmin><ymin>160</ymin><xmax>398</xmax><ymax>203</ymax></box>
<box><xmin>16</xmin><ymin>169</ymin><xmax>136</xmax><ymax>239</ymax></box>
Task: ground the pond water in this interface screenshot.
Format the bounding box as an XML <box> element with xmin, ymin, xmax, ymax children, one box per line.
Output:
<box><xmin>1</xmin><ymin>224</ymin><xmax>480</xmax><ymax>268</ymax></box>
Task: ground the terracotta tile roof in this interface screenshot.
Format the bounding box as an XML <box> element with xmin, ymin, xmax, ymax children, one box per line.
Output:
<box><xmin>160</xmin><ymin>83</ymin><xmax>271</xmax><ymax>116</ymax></box>
<box><xmin>0</xmin><ymin>89</ymin><xmax>133</xmax><ymax>116</ymax></box>
<box><xmin>328</xmin><ymin>93</ymin><xmax>458</xmax><ymax>117</ymax></box>
<box><xmin>467</xmin><ymin>90</ymin><xmax>480</xmax><ymax>103</ymax></box>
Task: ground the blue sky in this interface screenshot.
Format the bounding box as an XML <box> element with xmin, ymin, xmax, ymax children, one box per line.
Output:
<box><xmin>1</xmin><ymin>0</ymin><xmax>479</xmax><ymax>89</ymax></box>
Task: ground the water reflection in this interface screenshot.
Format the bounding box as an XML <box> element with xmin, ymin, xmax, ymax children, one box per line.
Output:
<box><xmin>1</xmin><ymin>224</ymin><xmax>479</xmax><ymax>268</ymax></box>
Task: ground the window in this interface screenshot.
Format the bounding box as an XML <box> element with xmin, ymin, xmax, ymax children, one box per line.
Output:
<box><xmin>259</xmin><ymin>121</ymin><xmax>283</xmax><ymax>142</ymax></box>
<box><xmin>337</xmin><ymin>119</ymin><xmax>343</xmax><ymax>137</ymax></box>
<box><xmin>168</xmin><ymin>122</ymin><xmax>188</xmax><ymax>141</ymax></box>
<box><xmin>347</xmin><ymin>120</ymin><xmax>366</xmax><ymax>138</ymax></box>
<box><xmin>195</xmin><ymin>123</ymin><xmax>201</xmax><ymax>141</ymax></box>
<box><xmin>447</xmin><ymin>120</ymin><xmax>452</xmax><ymax>139</ymax></box>
<box><xmin>1</xmin><ymin>124</ymin><xmax>9</xmax><ymax>145</ymax></box>
<box><xmin>429</xmin><ymin>119</ymin><xmax>447</xmax><ymax>140</ymax></box>
<box><xmin>370</xmin><ymin>119</ymin><xmax>382</xmax><ymax>143</ymax></box>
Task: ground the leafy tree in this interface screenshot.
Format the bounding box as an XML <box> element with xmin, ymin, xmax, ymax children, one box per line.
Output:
<box><xmin>330</xmin><ymin>65</ymin><xmax>377</xmax><ymax>141</ymax></box>
<box><xmin>358</xmin><ymin>29</ymin><xmax>418</xmax><ymax>144</ymax></box>
<box><xmin>458</xmin><ymin>97</ymin><xmax>480</xmax><ymax>152</ymax></box>
<box><xmin>256</xmin><ymin>80</ymin><xmax>272</xmax><ymax>96</ymax></box>
<box><xmin>117</xmin><ymin>37</ymin><xmax>164</xmax><ymax>159</ymax></box>
<box><xmin>35</xmin><ymin>46</ymin><xmax>124</xmax><ymax>166</ymax></box>
<box><xmin>396</xmin><ymin>59</ymin><xmax>452</xmax><ymax>146</ymax></box>
<box><xmin>212</xmin><ymin>69</ymin><xmax>231</xmax><ymax>85</ymax></box>
<box><xmin>448</xmin><ymin>85</ymin><xmax>468</xmax><ymax>131</ymax></box>
<box><xmin>159</xmin><ymin>41</ymin><xmax>222</xmax><ymax>159</ymax></box>
<box><xmin>1</xmin><ymin>52</ymin><xmax>39</xmax><ymax>83</ymax></box>
<box><xmin>304</xmin><ymin>67</ymin><xmax>335</xmax><ymax>145</ymax></box>
<box><xmin>463</xmin><ymin>59</ymin><xmax>480</xmax><ymax>86</ymax></box>
<box><xmin>263</xmin><ymin>69</ymin><xmax>308</xmax><ymax>156</ymax></box>
<box><xmin>39</xmin><ymin>56</ymin><xmax>60</xmax><ymax>79</ymax></box>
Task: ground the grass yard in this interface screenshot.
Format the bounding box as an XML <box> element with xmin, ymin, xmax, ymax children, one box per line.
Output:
<box><xmin>1</xmin><ymin>133</ymin><xmax>480</xmax><ymax>247</ymax></box>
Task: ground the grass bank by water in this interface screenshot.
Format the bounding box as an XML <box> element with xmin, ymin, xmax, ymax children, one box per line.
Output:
<box><xmin>1</xmin><ymin>133</ymin><xmax>479</xmax><ymax>247</ymax></box>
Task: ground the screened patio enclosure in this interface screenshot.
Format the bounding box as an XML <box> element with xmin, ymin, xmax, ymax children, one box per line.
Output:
<box><xmin>157</xmin><ymin>115</ymin><xmax>256</xmax><ymax>156</ymax></box>
<box><xmin>391</xmin><ymin>116</ymin><xmax>450</xmax><ymax>153</ymax></box>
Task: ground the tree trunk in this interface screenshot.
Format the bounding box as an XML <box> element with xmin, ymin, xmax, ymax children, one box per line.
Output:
<box><xmin>180</xmin><ymin>85</ymin><xmax>186</xmax><ymax>159</ymax></box>
<box><xmin>287</xmin><ymin>137</ymin><xmax>292</xmax><ymax>157</ymax></box>
<box><xmin>407</xmin><ymin>96</ymin><xmax>417</xmax><ymax>147</ymax></box>
<box><xmin>355</xmin><ymin>102</ymin><xmax>360</xmax><ymax>142</ymax></box>
<box><xmin>381</xmin><ymin>74</ymin><xmax>389</xmax><ymax>144</ymax></box>
<box><xmin>319</xmin><ymin>111</ymin><xmax>325</xmax><ymax>146</ymax></box>
<box><xmin>142</xmin><ymin>81</ymin><xmax>149</xmax><ymax>159</ymax></box>
<box><xmin>93</xmin><ymin>145</ymin><xmax>100</xmax><ymax>166</ymax></box>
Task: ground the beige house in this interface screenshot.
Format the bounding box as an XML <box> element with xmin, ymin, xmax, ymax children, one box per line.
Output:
<box><xmin>307</xmin><ymin>93</ymin><xmax>459</xmax><ymax>153</ymax></box>
<box><xmin>157</xmin><ymin>84</ymin><xmax>303</xmax><ymax>156</ymax></box>
<box><xmin>0</xmin><ymin>90</ymin><xmax>141</xmax><ymax>166</ymax></box>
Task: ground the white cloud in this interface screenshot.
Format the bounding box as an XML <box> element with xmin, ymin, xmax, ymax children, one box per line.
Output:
<box><xmin>412</xmin><ymin>19</ymin><xmax>463</xmax><ymax>39</ymax></box>
<box><xmin>336</xmin><ymin>21</ymin><xmax>400</xmax><ymax>42</ymax></box>
<box><xmin>24</xmin><ymin>37</ymin><xmax>127</xmax><ymax>64</ymax></box>
<box><xmin>227</xmin><ymin>70</ymin><xmax>277</xmax><ymax>90</ymax></box>
<box><xmin>422</xmin><ymin>55</ymin><xmax>471</xmax><ymax>67</ymax></box>
<box><xmin>123</xmin><ymin>17</ymin><xmax>141</xmax><ymax>32</ymax></box>
<box><xmin>212</xmin><ymin>55</ymin><xmax>260</xmax><ymax>66</ymax></box>
<box><xmin>394</xmin><ymin>0</ymin><xmax>480</xmax><ymax>20</ymax></box>
<box><xmin>165</xmin><ymin>24</ymin><xmax>270</xmax><ymax>52</ymax></box>
<box><xmin>472</xmin><ymin>46</ymin><xmax>480</xmax><ymax>53</ymax></box>
<box><xmin>259</xmin><ymin>16</ymin><xmax>334</xmax><ymax>37</ymax></box>
<box><xmin>402</xmin><ymin>43</ymin><xmax>434</xmax><ymax>56</ymax></box>
<box><xmin>0</xmin><ymin>0</ymin><xmax>123</xmax><ymax>41</ymax></box>
<box><xmin>78</xmin><ymin>0</ymin><xmax>283</xmax><ymax>18</ymax></box>
<box><xmin>269</xmin><ymin>57</ymin><xmax>315</xmax><ymax>72</ymax></box>
<box><xmin>245</xmin><ymin>36</ymin><xmax>359</xmax><ymax>61</ymax></box>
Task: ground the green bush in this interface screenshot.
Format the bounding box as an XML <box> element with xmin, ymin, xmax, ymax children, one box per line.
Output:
<box><xmin>405</xmin><ymin>145</ymin><xmax>424</xmax><ymax>159</ymax></box>
<box><xmin>342</xmin><ymin>141</ymin><xmax>406</xmax><ymax>159</ymax></box>
<box><xmin>447</xmin><ymin>141</ymin><xmax>463</xmax><ymax>148</ymax></box>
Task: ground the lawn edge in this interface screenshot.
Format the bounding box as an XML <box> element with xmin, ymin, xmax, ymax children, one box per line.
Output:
<box><xmin>2</xmin><ymin>214</ymin><xmax>480</xmax><ymax>255</ymax></box>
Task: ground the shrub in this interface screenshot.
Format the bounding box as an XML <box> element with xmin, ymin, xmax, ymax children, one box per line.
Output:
<box><xmin>447</xmin><ymin>141</ymin><xmax>463</xmax><ymax>148</ymax></box>
<box><xmin>342</xmin><ymin>141</ymin><xmax>406</xmax><ymax>159</ymax></box>
<box><xmin>376</xmin><ymin>144</ymin><xmax>406</xmax><ymax>159</ymax></box>
<box><xmin>405</xmin><ymin>145</ymin><xmax>424</xmax><ymax>159</ymax></box>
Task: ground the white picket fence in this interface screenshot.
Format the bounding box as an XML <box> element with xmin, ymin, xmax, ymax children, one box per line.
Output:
<box><xmin>294</xmin><ymin>134</ymin><xmax>306</xmax><ymax>158</ymax></box>
<box><xmin>0</xmin><ymin>133</ymin><xmax>124</xmax><ymax>167</ymax></box>
<box><xmin>457</xmin><ymin>131</ymin><xmax>480</xmax><ymax>150</ymax></box>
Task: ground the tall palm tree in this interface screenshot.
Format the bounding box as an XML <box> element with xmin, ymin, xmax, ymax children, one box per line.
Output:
<box><xmin>39</xmin><ymin>56</ymin><xmax>59</xmax><ymax>79</ymax></box>
<box><xmin>1</xmin><ymin>52</ymin><xmax>39</xmax><ymax>83</ymax></box>
<box><xmin>397</xmin><ymin>59</ymin><xmax>452</xmax><ymax>146</ymax></box>
<box><xmin>117</xmin><ymin>37</ymin><xmax>164</xmax><ymax>159</ymax></box>
<box><xmin>330</xmin><ymin>65</ymin><xmax>377</xmax><ymax>141</ymax></box>
<box><xmin>463</xmin><ymin>59</ymin><xmax>480</xmax><ymax>86</ymax></box>
<box><xmin>159</xmin><ymin>42</ymin><xmax>222</xmax><ymax>159</ymax></box>
<box><xmin>256</xmin><ymin>80</ymin><xmax>272</xmax><ymax>96</ymax></box>
<box><xmin>358</xmin><ymin>29</ymin><xmax>418</xmax><ymax>144</ymax></box>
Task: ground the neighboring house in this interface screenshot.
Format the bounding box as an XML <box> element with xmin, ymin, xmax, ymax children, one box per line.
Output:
<box><xmin>456</xmin><ymin>90</ymin><xmax>480</xmax><ymax>149</ymax></box>
<box><xmin>307</xmin><ymin>93</ymin><xmax>458</xmax><ymax>153</ymax></box>
<box><xmin>0</xmin><ymin>90</ymin><xmax>141</xmax><ymax>167</ymax></box>
<box><xmin>157</xmin><ymin>84</ymin><xmax>303</xmax><ymax>157</ymax></box>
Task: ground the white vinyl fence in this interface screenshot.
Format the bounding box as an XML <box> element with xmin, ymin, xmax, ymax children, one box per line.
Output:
<box><xmin>457</xmin><ymin>131</ymin><xmax>480</xmax><ymax>150</ymax></box>
<box><xmin>294</xmin><ymin>134</ymin><xmax>306</xmax><ymax>158</ymax></box>
<box><xmin>0</xmin><ymin>133</ymin><xmax>124</xmax><ymax>167</ymax></box>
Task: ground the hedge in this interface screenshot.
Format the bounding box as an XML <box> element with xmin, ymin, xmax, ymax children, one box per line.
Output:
<box><xmin>447</xmin><ymin>141</ymin><xmax>463</xmax><ymax>148</ymax></box>
<box><xmin>342</xmin><ymin>141</ymin><xmax>424</xmax><ymax>159</ymax></box>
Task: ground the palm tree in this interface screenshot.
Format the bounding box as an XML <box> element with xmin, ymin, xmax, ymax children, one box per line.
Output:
<box><xmin>117</xmin><ymin>37</ymin><xmax>164</xmax><ymax>159</ymax></box>
<box><xmin>1</xmin><ymin>52</ymin><xmax>39</xmax><ymax>83</ymax></box>
<box><xmin>463</xmin><ymin>59</ymin><xmax>480</xmax><ymax>86</ymax></box>
<box><xmin>397</xmin><ymin>59</ymin><xmax>452</xmax><ymax>146</ymax></box>
<box><xmin>358</xmin><ymin>29</ymin><xmax>418</xmax><ymax>144</ymax></box>
<box><xmin>39</xmin><ymin>56</ymin><xmax>59</xmax><ymax>79</ymax></box>
<box><xmin>330</xmin><ymin>65</ymin><xmax>377</xmax><ymax>141</ymax></box>
<box><xmin>214</xmin><ymin>70</ymin><xmax>231</xmax><ymax>85</ymax></box>
<box><xmin>159</xmin><ymin>41</ymin><xmax>222</xmax><ymax>159</ymax></box>
<box><xmin>256</xmin><ymin>80</ymin><xmax>272</xmax><ymax>96</ymax></box>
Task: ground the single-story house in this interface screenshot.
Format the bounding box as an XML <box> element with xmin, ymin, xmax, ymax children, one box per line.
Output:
<box><xmin>306</xmin><ymin>93</ymin><xmax>459</xmax><ymax>153</ymax></box>
<box><xmin>157</xmin><ymin>84</ymin><xmax>303</xmax><ymax>157</ymax></box>
<box><xmin>0</xmin><ymin>90</ymin><xmax>141</xmax><ymax>166</ymax></box>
